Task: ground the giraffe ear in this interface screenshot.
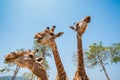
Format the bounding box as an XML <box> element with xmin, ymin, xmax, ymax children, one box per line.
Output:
<box><xmin>55</xmin><ymin>32</ymin><xmax>64</xmax><ymax>38</ymax></box>
<box><xmin>69</xmin><ymin>26</ymin><xmax>76</xmax><ymax>31</ymax></box>
<box><xmin>30</xmin><ymin>49</ymin><xmax>38</xmax><ymax>56</ymax></box>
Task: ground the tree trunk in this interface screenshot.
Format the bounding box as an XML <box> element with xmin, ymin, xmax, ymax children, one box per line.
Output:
<box><xmin>98</xmin><ymin>56</ymin><xmax>110</xmax><ymax>80</ymax></box>
<box><xmin>11</xmin><ymin>65</ymin><xmax>20</xmax><ymax>80</ymax></box>
<box><xmin>30</xmin><ymin>73</ymin><xmax>36</xmax><ymax>80</ymax></box>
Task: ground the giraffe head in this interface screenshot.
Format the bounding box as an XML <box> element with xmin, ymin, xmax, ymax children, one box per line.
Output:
<box><xmin>34</xmin><ymin>26</ymin><xmax>64</xmax><ymax>47</ymax></box>
<box><xmin>5</xmin><ymin>49</ymin><xmax>38</xmax><ymax>68</ymax></box>
<box><xmin>70</xmin><ymin>16</ymin><xmax>91</xmax><ymax>34</ymax></box>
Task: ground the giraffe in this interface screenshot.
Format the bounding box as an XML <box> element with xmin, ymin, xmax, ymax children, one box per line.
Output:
<box><xmin>34</xmin><ymin>26</ymin><xmax>68</xmax><ymax>80</ymax></box>
<box><xmin>5</xmin><ymin>49</ymin><xmax>48</xmax><ymax>80</ymax></box>
<box><xmin>69</xmin><ymin>16</ymin><xmax>91</xmax><ymax>80</ymax></box>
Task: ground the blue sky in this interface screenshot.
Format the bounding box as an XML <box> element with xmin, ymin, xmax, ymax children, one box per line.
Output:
<box><xmin>0</xmin><ymin>0</ymin><xmax>120</xmax><ymax>80</ymax></box>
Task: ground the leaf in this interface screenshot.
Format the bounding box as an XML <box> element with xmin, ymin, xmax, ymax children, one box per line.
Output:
<box><xmin>0</xmin><ymin>68</ymin><xmax>6</xmax><ymax>72</ymax></box>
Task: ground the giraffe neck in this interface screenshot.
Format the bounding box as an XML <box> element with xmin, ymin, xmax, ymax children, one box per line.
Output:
<box><xmin>29</xmin><ymin>61</ymin><xmax>48</xmax><ymax>80</ymax></box>
<box><xmin>76</xmin><ymin>33</ymin><xmax>89</xmax><ymax>80</ymax></box>
<box><xmin>50</xmin><ymin>41</ymin><xmax>68</xmax><ymax>80</ymax></box>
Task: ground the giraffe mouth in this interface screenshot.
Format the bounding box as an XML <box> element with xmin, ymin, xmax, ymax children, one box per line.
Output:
<box><xmin>37</xmin><ymin>38</ymin><xmax>41</xmax><ymax>42</ymax></box>
<box><xmin>5</xmin><ymin>52</ymin><xmax>19</xmax><ymax>62</ymax></box>
<box><xmin>84</xmin><ymin>16</ymin><xmax>91</xmax><ymax>23</ymax></box>
<box><xmin>35</xmin><ymin>38</ymin><xmax>42</xmax><ymax>43</ymax></box>
<box><xmin>5</xmin><ymin>57</ymin><xmax>17</xmax><ymax>63</ymax></box>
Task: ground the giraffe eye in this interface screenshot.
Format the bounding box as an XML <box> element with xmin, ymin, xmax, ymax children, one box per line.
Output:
<box><xmin>29</xmin><ymin>55</ymin><xmax>33</xmax><ymax>58</ymax></box>
<box><xmin>50</xmin><ymin>33</ymin><xmax>54</xmax><ymax>36</ymax></box>
<box><xmin>76</xmin><ymin>23</ymin><xmax>79</xmax><ymax>26</ymax></box>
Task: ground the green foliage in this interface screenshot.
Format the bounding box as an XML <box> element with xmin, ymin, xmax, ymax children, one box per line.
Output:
<box><xmin>33</xmin><ymin>41</ymin><xmax>51</xmax><ymax>58</ymax></box>
<box><xmin>33</xmin><ymin>41</ymin><xmax>51</xmax><ymax>70</ymax></box>
<box><xmin>0</xmin><ymin>64</ymin><xmax>14</xmax><ymax>73</ymax></box>
<box><xmin>73</xmin><ymin>42</ymin><xmax>120</xmax><ymax>68</ymax></box>
<box><xmin>82</xmin><ymin>42</ymin><xmax>120</xmax><ymax>80</ymax></box>
<box><xmin>84</xmin><ymin>42</ymin><xmax>109</xmax><ymax>68</ymax></box>
<box><xmin>108</xmin><ymin>43</ymin><xmax>120</xmax><ymax>63</ymax></box>
<box><xmin>0</xmin><ymin>67</ymin><xmax>9</xmax><ymax>72</ymax></box>
<box><xmin>21</xmin><ymin>72</ymin><xmax>36</xmax><ymax>80</ymax></box>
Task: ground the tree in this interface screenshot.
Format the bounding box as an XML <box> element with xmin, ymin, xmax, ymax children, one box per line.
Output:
<box><xmin>11</xmin><ymin>65</ymin><xmax>20</xmax><ymax>80</ymax></box>
<box><xmin>85</xmin><ymin>42</ymin><xmax>110</xmax><ymax>80</ymax></box>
